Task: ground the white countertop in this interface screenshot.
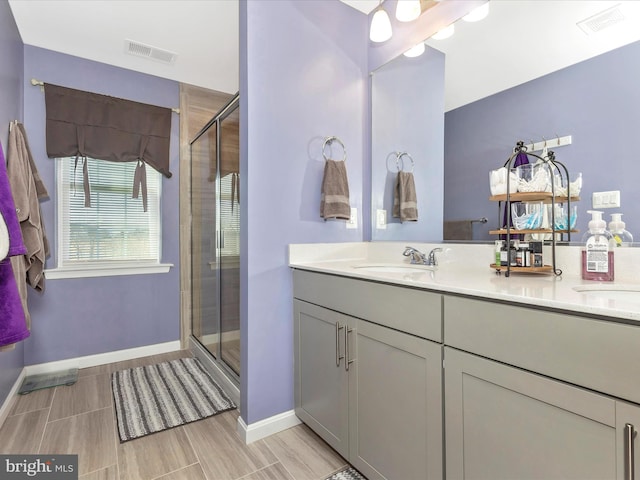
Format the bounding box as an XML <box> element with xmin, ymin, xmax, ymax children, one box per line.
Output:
<box><xmin>289</xmin><ymin>242</ymin><xmax>640</xmax><ymax>323</ymax></box>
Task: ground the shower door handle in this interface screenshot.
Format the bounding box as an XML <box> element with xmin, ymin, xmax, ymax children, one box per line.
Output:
<box><xmin>335</xmin><ymin>322</ymin><xmax>344</xmax><ymax>367</ymax></box>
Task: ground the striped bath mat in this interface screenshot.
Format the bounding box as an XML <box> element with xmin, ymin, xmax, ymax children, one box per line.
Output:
<box><xmin>112</xmin><ymin>357</ymin><xmax>236</xmax><ymax>442</ymax></box>
<box><xmin>325</xmin><ymin>467</ymin><xmax>367</xmax><ymax>480</ymax></box>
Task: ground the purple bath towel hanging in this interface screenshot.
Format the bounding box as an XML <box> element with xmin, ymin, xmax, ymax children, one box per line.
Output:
<box><xmin>0</xmin><ymin>139</ymin><xmax>29</xmax><ymax>347</ymax></box>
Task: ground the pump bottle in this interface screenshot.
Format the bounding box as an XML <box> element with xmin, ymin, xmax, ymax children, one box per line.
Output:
<box><xmin>608</xmin><ymin>213</ymin><xmax>634</xmax><ymax>247</ymax></box>
<box><xmin>581</xmin><ymin>210</ymin><xmax>614</xmax><ymax>281</ymax></box>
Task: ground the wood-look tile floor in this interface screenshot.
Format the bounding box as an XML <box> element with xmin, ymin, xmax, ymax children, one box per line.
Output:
<box><xmin>0</xmin><ymin>351</ymin><xmax>349</xmax><ymax>480</ymax></box>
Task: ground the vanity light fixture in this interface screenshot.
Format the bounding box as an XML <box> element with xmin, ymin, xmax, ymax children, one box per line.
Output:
<box><xmin>462</xmin><ymin>2</ymin><xmax>490</xmax><ymax>22</ymax></box>
<box><xmin>432</xmin><ymin>23</ymin><xmax>455</xmax><ymax>40</ymax></box>
<box><xmin>370</xmin><ymin>1</ymin><xmax>392</xmax><ymax>42</ymax></box>
<box><xmin>396</xmin><ymin>0</ymin><xmax>421</xmax><ymax>22</ymax></box>
<box><xmin>403</xmin><ymin>42</ymin><xmax>426</xmax><ymax>57</ymax></box>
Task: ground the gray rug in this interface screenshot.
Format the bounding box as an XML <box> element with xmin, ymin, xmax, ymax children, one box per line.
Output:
<box><xmin>326</xmin><ymin>467</ymin><xmax>367</xmax><ymax>480</ymax></box>
<box><xmin>112</xmin><ymin>357</ymin><xmax>236</xmax><ymax>442</ymax></box>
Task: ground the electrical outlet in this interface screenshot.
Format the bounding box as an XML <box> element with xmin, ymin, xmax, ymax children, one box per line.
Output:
<box><xmin>592</xmin><ymin>190</ymin><xmax>621</xmax><ymax>209</ymax></box>
<box><xmin>376</xmin><ymin>209</ymin><xmax>387</xmax><ymax>229</ymax></box>
<box><xmin>346</xmin><ymin>207</ymin><xmax>357</xmax><ymax>229</ymax></box>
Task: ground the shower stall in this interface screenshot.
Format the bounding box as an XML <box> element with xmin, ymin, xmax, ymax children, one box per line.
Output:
<box><xmin>190</xmin><ymin>94</ymin><xmax>240</xmax><ymax>386</ymax></box>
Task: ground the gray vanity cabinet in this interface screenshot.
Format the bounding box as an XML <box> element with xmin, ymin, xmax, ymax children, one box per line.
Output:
<box><xmin>349</xmin><ymin>318</ymin><xmax>442</xmax><ymax>480</ymax></box>
<box><xmin>293</xmin><ymin>270</ymin><xmax>444</xmax><ymax>480</ymax></box>
<box><xmin>443</xmin><ymin>295</ymin><xmax>640</xmax><ymax>480</ymax></box>
<box><xmin>294</xmin><ymin>299</ymin><xmax>351</xmax><ymax>458</ymax></box>
<box><xmin>445</xmin><ymin>347</ymin><xmax>640</xmax><ymax>480</ymax></box>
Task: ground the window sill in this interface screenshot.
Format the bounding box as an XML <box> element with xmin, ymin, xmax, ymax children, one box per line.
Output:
<box><xmin>44</xmin><ymin>263</ymin><xmax>173</xmax><ymax>280</ymax></box>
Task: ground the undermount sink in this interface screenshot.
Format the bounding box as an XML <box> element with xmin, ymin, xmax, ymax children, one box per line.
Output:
<box><xmin>573</xmin><ymin>285</ymin><xmax>640</xmax><ymax>302</ymax></box>
<box><xmin>353</xmin><ymin>264</ymin><xmax>436</xmax><ymax>273</ymax></box>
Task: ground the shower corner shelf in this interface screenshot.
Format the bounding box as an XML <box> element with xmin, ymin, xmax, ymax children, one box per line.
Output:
<box><xmin>489</xmin><ymin>141</ymin><xmax>579</xmax><ymax>277</ymax></box>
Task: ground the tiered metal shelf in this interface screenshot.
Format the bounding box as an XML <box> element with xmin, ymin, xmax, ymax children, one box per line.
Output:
<box><xmin>489</xmin><ymin>142</ymin><xmax>578</xmax><ymax>277</ymax></box>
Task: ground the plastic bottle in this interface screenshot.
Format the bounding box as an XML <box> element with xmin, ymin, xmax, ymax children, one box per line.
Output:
<box><xmin>608</xmin><ymin>213</ymin><xmax>634</xmax><ymax>247</ymax></box>
<box><xmin>581</xmin><ymin>210</ymin><xmax>614</xmax><ymax>281</ymax></box>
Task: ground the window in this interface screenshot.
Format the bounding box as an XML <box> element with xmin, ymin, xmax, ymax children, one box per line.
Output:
<box><xmin>47</xmin><ymin>157</ymin><xmax>171</xmax><ymax>279</ymax></box>
<box><xmin>219</xmin><ymin>173</ymin><xmax>240</xmax><ymax>258</ymax></box>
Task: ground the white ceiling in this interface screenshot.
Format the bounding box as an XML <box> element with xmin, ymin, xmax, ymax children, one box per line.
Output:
<box><xmin>8</xmin><ymin>0</ymin><xmax>239</xmax><ymax>94</ymax></box>
<box><xmin>8</xmin><ymin>1</ymin><xmax>640</xmax><ymax>110</ymax></box>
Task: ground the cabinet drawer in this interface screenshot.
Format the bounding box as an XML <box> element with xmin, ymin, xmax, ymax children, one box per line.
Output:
<box><xmin>444</xmin><ymin>295</ymin><xmax>640</xmax><ymax>404</ymax></box>
<box><xmin>293</xmin><ymin>269</ymin><xmax>442</xmax><ymax>342</ymax></box>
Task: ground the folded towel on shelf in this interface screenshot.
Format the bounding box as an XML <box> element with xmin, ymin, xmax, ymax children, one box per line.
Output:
<box><xmin>320</xmin><ymin>160</ymin><xmax>351</xmax><ymax>220</ymax></box>
<box><xmin>393</xmin><ymin>171</ymin><xmax>418</xmax><ymax>222</ymax></box>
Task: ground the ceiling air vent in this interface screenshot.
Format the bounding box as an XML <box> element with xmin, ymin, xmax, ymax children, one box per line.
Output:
<box><xmin>124</xmin><ymin>39</ymin><xmax>177</xmax><ymax>64</ymax></box>
<box><xmin>577</xmin><ymin>4</ymin><xmax>625</xmax><ymax>35</ymax></box>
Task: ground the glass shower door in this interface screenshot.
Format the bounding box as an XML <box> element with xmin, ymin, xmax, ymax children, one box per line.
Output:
<box><xmin>219</xmin><ymin>103</ymin><xmax>240</xmax><ymax>376</ymax></box>
<box><xmin>190</xmin><ymin>123</ymin><xmax>220</xmax><ymax>359</ymax></box>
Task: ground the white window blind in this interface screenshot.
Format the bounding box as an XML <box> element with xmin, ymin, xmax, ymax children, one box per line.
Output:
<box><xmin>57</xmin><ymin>157</ymin><xmax>162</xmax><ymax>266</ymax></box>
<box><xmin>219</xmin><ymin>173</ymin><xmax>240</xmax><ymax>258</ymax></box>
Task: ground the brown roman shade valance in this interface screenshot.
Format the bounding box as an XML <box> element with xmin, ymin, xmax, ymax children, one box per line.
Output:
<box><xmin>44</xmin><ymin>83</ymin><xmax>172</xmax><ymax>211</ymax></box>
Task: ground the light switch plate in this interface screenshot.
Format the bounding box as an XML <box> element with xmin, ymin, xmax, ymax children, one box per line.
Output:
<box><xmin>592</xmin><ymin>190</ymin><xmax>621</xmax><ymax>209</ymax></box>
<box><xmin>347</xmin><ymin>207</ymin><xmax>357</xmax><ymax>229</ymax></box>
<box><xmin>376</xmin><ymin>209</ymin><xmax>387</xmax><ymax>229</ymax></box>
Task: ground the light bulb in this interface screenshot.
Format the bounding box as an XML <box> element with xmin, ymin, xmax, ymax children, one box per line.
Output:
<box><xmin>431</xmin><ymin>23</ymin><xmax>455</xmax><ymax>40</ymax></box>
<box><xmin>462</xmin><ymin>3</ymin><xmax>489</xmax><ymax>22</ymax></box>
<box><xmin>370</xmin><ymin>7</ymin><xmax>392</xmax><ymax>42</ymax></box>
<box><xmin>395</xmin><ymin>0</ymin><xmax>421</xmax><ymax>22</ymax></box>
<box><xmin>403</xmin><ymin>42</ymin><xmax>425</xmax><ymax>57</ymax></box>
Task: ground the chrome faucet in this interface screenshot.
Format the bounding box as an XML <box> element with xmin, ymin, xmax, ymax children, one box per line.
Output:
<box><xmin>426</xmin><ymin>248</ymin><xmax>442</xmax><ymax>266</ymax></box>
<box><xmin>403</xmin><ymin>246</ymin><xmax>427</xmax><ymax>264</ymax></box>
<box><xmin>403</xmin><ymin>246</ymin><xmax>442</xmax><ymax>266</ymax></box>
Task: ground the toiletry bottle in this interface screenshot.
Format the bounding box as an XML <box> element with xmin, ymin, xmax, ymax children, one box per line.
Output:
<box><xmin>608</xmin><ymin>213</ymin><xmax>634</xmax><ymax>247</ymax></box>
<box><xmin>494</xmin><ymin>240</ymin><xmax>502</xmax><ymax>266</ymax></box>
<box><xmin>581</xmin><ymin>210</ymin><xmax>614</xmax><ymax>281</ymax></box>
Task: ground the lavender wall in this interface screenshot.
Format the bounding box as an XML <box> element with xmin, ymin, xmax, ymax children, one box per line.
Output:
<box><xmin>0</xmin><ymin>0</ymin><xmax>25</xmax><ymax>402</ymax></box>
<box><xmin>444</xmin><ymin>40</ymin><xmax>640</xmax><ymax>241</ymax></box>
<box><xmin>371</xmin><ymin>47</ymin><xmax>445</xmax><ymax>241</ymax></box>
<box><xmin>22</xmin><ymin>46</ymin><xmax>181</xmax><ymax>365</ymax></box>
<box><xmin>241</xmin><ymin>0</ymin><xmax>367</xmax><ymax>424</ymax></box>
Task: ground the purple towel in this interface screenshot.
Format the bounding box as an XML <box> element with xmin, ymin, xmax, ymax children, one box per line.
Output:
<box><xmin>0</xmin><ymin>141</ymin><xmax>26</xmax><ymax>257</ymax></box>
<box><xmin>0</xmin><ymin>258</ymin><xmax>29</xmax><ymax>346</ymax></box>
<box><xmin>0</xmin><ymin>139</ymin><xmax>29</xmax><ymax>347</ymax></box>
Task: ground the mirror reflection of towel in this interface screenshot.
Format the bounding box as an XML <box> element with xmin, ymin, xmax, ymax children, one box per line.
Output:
<box><xmin>320</xmin><ymin>160</ymin><xmax>351</xmax><ymax>220</ymax></box>
<box><xmin>444</xmin><ymin>221</ymin><xmax>473</xmax><ymax>241</ymax></box>
<box><xmin>393</xmin><ymin>171</ymin><xmax>418</xmax><ymax>222</ymax></box>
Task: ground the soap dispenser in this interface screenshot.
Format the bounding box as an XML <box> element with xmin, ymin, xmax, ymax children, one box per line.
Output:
<box><xmin>608</xmin><ymin>213</ymin><xmax>634</xmax><ymax>247</ymax></box>
<box><xmin>581</xmin><ymin>210</ymin><xmax>614</xmax><ymax>281</ymax></box>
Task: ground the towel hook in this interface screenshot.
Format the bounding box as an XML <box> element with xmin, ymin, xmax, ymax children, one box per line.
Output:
<box><xmin>395</xmin><ymin>151</ymin><xmax>415</xmax><ymax>173</ymax></box>
<box><xmin>542</xmin><ymin>136</ymin><xmax>547</xmax><ymax>148</ymax></box>
<box><xmin>556</xmin><ymin>133</ymin><xmax>561</xmax><ymax>146</ymax></box>
<box><xmin>322</xmin><ymin>136</ymin><xmax>347</xmax><ymax>162</ymax></box>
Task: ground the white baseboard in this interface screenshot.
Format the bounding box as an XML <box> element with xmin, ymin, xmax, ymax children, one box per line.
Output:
<box><xmin>237</xmin><ymin>410</ymin><xmax>301</xmax><ymax>444</ymax></box>
<box><xmin>0</xmin><ymin>368</ymin><xmax>26</xmax><ymax>428</ymax></box>
<box><xmin>25</xmin><ymin>340</ymin><xmax>181</xmax><ymax>376</ymax></box>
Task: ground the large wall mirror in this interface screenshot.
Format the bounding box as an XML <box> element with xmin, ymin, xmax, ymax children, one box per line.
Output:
<box><xmin>370</xmin><ymin>0</ymin><xmax>640</xmax><ymax>245</ymax></box>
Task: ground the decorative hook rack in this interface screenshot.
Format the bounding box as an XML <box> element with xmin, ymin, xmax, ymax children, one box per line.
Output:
<box><xmin>523</xmin><ymin>135</ymin><xmax>571</xmax><ymax>153</ymax></box>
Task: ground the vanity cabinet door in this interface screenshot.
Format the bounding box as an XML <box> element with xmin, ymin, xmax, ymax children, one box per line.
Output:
<box><xmin>445</xmin><ymin>347</ymin><xmax>620</xmax><ymax>480</ymax></box>
<box><xmin>350</xmin><ymin>320</ymin><xmax>443</xmax><ymax>480</ymax></box>
<box><xmin>294</xmin><ymin>300</ymin><xmax>351</xmax><ymax>458</ymax></box>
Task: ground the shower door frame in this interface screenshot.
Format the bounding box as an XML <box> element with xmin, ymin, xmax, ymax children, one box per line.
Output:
<box><xmin>189</xmin><ymin>93</ymin><xmax>240</xmax><ymax>387</ymax></box>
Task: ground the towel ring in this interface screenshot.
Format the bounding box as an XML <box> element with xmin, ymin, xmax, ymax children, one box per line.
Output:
<box><xmin>322</xmin><ymin>136</ymin><xmax>347</xmax><ymax>162</ymax></box>
<box><xmin>395</xmin><ymin>152</ymin><xmax>415</xmax><ymax>173</ymax></box>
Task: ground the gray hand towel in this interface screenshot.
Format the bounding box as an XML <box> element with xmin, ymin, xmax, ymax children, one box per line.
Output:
<box><xmin>393</xmin><ymin>171</ymin><xmax>418</xmax><ymax>222</ymax></box>
<box><xmin>320</xmin><ymin>160</ymin><xmax>351</xmax><ymax>220</ymax></box>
